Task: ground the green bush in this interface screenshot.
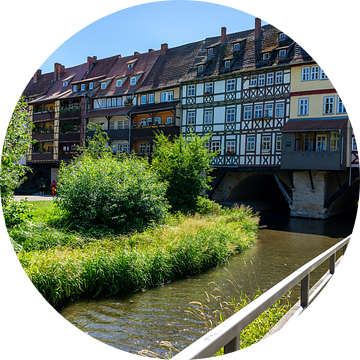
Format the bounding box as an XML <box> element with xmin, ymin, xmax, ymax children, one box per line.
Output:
<box><xmin>2</xmin><ymin>199</ymin><xmax>33</xmax><ymax>228</ymax></box>
<box><xmin>55</xmin><ymin>151</ymin><xmax>169</xmax><ymax>232</ymax></box>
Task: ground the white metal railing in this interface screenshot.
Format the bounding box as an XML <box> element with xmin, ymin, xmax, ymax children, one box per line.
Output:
<box><xmin>171</xmin><ymin>235</ymin><xmax>350</xmax><ymax>359</ymax></box>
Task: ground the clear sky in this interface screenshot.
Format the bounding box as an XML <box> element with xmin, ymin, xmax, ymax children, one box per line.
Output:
<box><xmin>39</xmin><ymin>1</ymin><xmax>262</xmax><ymax>74</ymax></box>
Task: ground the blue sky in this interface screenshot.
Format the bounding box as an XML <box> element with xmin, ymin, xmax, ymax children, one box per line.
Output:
<box><xmin>40</xmin><ymin>1</ymin><xmax>262</xmax><ymax>74</ymax></box>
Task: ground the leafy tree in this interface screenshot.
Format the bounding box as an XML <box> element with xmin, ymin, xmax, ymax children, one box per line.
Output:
<box><xmin>55</xmin><ymin>126</ymin><xmax>169</xmax><ymax>232</ymax></box>
<box><xmin>151</xmin><ymin>132</ymin><xmax>218</xmax><ymax>213</ymax></box>
<box><xmin>1</xmin><ymin>96</ymin><xmax>33</xmax><ymax>206</ymax></box>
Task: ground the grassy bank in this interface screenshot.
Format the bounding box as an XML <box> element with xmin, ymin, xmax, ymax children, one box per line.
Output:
<box><xmin>10</xmin><ymin>204</ymin><xmax>259</xmax><ymax>308</ymax></box>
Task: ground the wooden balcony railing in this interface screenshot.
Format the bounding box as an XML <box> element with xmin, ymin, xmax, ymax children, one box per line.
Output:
<box><xmin>29</xmin><ymin>153</ymin><xmax>54</xmax><ymax>162</ymax></box>
<box><xmin>32</xmin><ymin>133</ymin><xmax>54</xmax><ymax>142</ymax></box>
<box><xmin>59</xmin><ymin>108</ymin><xmax>81</xmax><ymax>119</ymax></box>
<box><xmin>59</xmin><ymin>132</ymin><xmax>81</xmax><ymax>142</ymax></box>
<box><xmin>87</xmin><ymin>129</ymin><xmax>130</xmax><ymax>140</ymax></box>
<box><xmin>33</xmin><ymin>111</ymin><xmax>55</xmax><ymax>122</ymax></box>
<box><xmin>131</xmin><ymin>125</ymin><xmax>180</xmax><ymax>140</ymax></box>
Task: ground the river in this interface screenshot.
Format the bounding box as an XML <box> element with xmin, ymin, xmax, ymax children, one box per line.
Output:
<box><xmin>58</xmin><ymin>209</ymin><xmax>357</xmax><ymax>357</ymax></box>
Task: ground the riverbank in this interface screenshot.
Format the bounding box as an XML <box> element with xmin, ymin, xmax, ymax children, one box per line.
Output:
<box><xmin>11</xmin><ymin>204</ymin><xmax>259</xmax><ymax>308</ymax></box>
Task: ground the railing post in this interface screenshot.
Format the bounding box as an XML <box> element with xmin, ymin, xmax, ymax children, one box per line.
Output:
<box><xmin>301</xmin><ymin>275</ymin><xmax>310</xmax><ymax>308</ymax></box>
<box><xmin>329</xmin><ymin>254</ymin><xmax>336</xmax><ymax>275</ymax></box>
<box><xmin>224</xmin><ymin>334</ymin><xmax>240</xmax><ymax>355</ymax></box>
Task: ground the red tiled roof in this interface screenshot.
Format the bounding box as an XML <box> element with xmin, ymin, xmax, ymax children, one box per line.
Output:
<box><xmin>23</xmin><ymin>72</ymin><xmax>54</xmax><ymax>99</ymax></box>
<box><xmin>281</xmin><ymin>118</ymin><xmax>348</xmax><ymax>132</ymax></box>
<box><xmin>86</xmin><ymin>107</ymin><xmax>133</xmax><ymax>118</ymax></box>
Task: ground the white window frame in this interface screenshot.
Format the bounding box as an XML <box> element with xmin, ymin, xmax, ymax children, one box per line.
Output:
<box><xmin>161</xmin><ymin>91</ymin><xmax>174</xmax><ymax>102</ymax></box>
<box><xmin>311</xmin><ymin>66</ymin><xmax>319</xmax><ymax>80</ymax></box>
<box><xmin>204</xmin><ymin>110</ymin><xmax>213</xmax><ymax>124</ymax></box>
<box><xmin>275</xmin><ymin>71</ymin><xmax>283</xmax><ymax>84</ymax></box>
<box><xmin>316</xmin><ymin>135</ymin><xmax>327</xmax><ymax>151</ymax></box>
<box><xmin>81</xmin><ymin>84</ymin><xmax>85</xmax><ymax>91</ymax></box>
<box><xmin>73</xmin><ymin>85</ymin><xmax>77</xmax><ymax>92</ymax></box>
<box><xmin>264</xmin><ymin>104</ymin><xmax>273</xmax><ymax>118</ymax></box>
<box><xmin>116</xmin><ymin>79</ymin><xmax>122</xmax><ymax>88</ymax></box>
<box><xmin>101</xmin><ymin>82</ymin><xmax>107</xmax><ymax>90</ymax></box>
<box><xmin>298</xmin><ymin>98</ymin><xmax>309</xmax><ymax>116</ymax></box>
<box><xmin>250</xmin><ymin>75</ymin><xmax>257</xmax><ymax>87</ymax></box>
<box><xmin>254</xmin><ymin>105</ymin><xmax>263</xmax><ymax>119</ymax></box>
<box><xmin>188</xmin><ymin>85</ymin><xmax>195</xmax><ymax>97</ymax></box>
<box><xmin>89</xmin><ymin>82</ymin><xmax>93</xmax><ymax>90</ymax></box>
<box><xmin>258</xmin><ymin>74</ymin><xmax>265</xmax><ymax>87</ymax></box>
<box><xmin>226</xmin><ymin>140</ymin><xmax>236</xmax><ymax>154</ymax></box>
<box><xmin>244</xmin><ymin>106</ymin><xmax>252</xmax><ymax>120</ymax></box>
<box><xmin>267</xmin><ymin>73</ymin><xmax>274</xmax><ymax>85</ymax></box>
<box><xmin>263</xmin><ymin>53</ymin><xmax>270</xmax><ymax>60</ymax></box>
<box><xmin>205</xmin><ymin>82</ymin><xmax>213</xmax><ymax>94</ymax></box>
<box><xmin>167</xmin><ymin>117</ymin><xmax>173</xmax><ymax>124</ymax></box>
<box><xmin>117</xmin><ymin>97</ymin><xmax>122</xmax><ymax>107</ymax></box>
<box><xmin>211</xmin><ymin>141</ymin><xmax>221</xmax><ymax>153</ymax></box>
<box><xmin>149</xmin><ymin>94</ymin><xmax>154</xmax><ymax>103</ymax></box>
<box><xmin>330</xmin><ymin>132</ymin><xmax>340</xmax><ymax>151</ymax></box>
<box><xmin>275</xmin><ymin>103</ymin><xmax>284</xmax><ymax>117</ymax></box>
<box><xmin>141</xmin><ymin>95</ymin><xmax>147</xmax><ymax>104</ymax></box>
<box><xmin>233</xmin><ymin>43</ymin><xmax>240</xmax><ymax>51</ymax></box>
<box><xmin>226</xmin><ymin>108</ymin><xmax>235</xmax><ymax>123</ymax></box>
<box><xmin>140</xmin><ymin>118</ymin><xmax>147</xmax><ymax>127</ymax></box>
<box><xmin>278</xmin><ymin>33</ymin><xmax>286</xmax><ymax>41</ymax></box>
<box><xmin>207</xmin><ymin>48</ymin><xmax>213</xmax><ymax>55</ymax></box>
<box><xmin>130</xmin><ymin>77</ymin><xmax>136</xmax><ymax>86</ymax></box>
<box><xmin>320</xmin><ymin>68</ymin><xmax>328</xmax><ymax>80</ymax></box>
<box><xmin>225</xmin><ymin>60</ymin><xmax>230</xmax><ymax>68</ymax></box>
<box><xmin>155</xmin><ymin>117</ymin><xmax>161</xmax><ymax>125</ymax></box>
<box><xmin>247</xmin><ymin>136</ymin><xmax>255</xmax><ymax>151</ymax></box>
<box><xmin>276</xmin><ymin>135</ymin><xmax>282</xmax><ymax>151</ymax></box>
<box><xmin>323</xmin><ymin>96</ymin><xmax>335</xmax><ymax>115</ymax></box>
<box><xmin>278</xmin><ymin>50</ymin><xmax>286</xmax><ymax>58</ymax></box>
<box><xmin>198</xmin><ymin>65</ymin><xmax>204</xmax><ymax>73</ymax></box>
<box><xmin>301</xmin><ymin>67</ymin><xmax>310</xmax><ymax>81</ymax></box>
<box><xmin>187</xmin><ymin>111</ymin><xmax>195</xmax><ymax>125</ymax></box>
<box><xmin>112</xmin><ymin>98</ymin><xmax>116</xmax><ymax>107</ymax></box>
<box><xmin>107</xmin><ymin>98</ymin><xmax>111</xmax><ymax>107</ymax></box>
<box><xmin>262</xmin><ymin>136</ymin><xmax>271</xmax><ymax>152</ymax></box>
<box><xmin>337</xmin><ymin>96</ymin><xmax>346</xmax><ymax>114</ymax></box>
<box><xmin>226</xmin><ymin>79</ymin><xmax>235</xmax><ymax>92</ymax></box>
<box><xmin>352</xmin><ymin>137</ymin><xmax>357</xmax><ymax>151</ymax></box>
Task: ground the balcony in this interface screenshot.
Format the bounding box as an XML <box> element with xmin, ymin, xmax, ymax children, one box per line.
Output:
<box><xmin>59</xmin><ymin>132</ymin><xmax>81</xmax><ymax>142</ymax></box>
<box><xmin>132</xmin><ymin>125</ymin><xmax>180</xmax><ymax>140</ymax></box>
<box><xmin>59</xmin><ymin>107</ymin><xmax>81</xmax><ymax>119</ymax></box>
<box><xmin>58</xmin><ymin>153</ymin><xmax>78</xmax><ymax>162</ymax></box>
<box><xmin>87</xmin><ymin>129</ymin><xmax>130</xmax><ymax>141</ymax></box>
<box><xmin>32</xmin><ymin>132</ymin><xmax>54</xmax><ymax>142</ymax></box>
<box><xmin>281</xmin><ymin>151</ymin><xmax>345</xmax><ymax>171</ymax></box>
<box><xmin>33</xmin><ymin>111</ymin><xmax>55</xmax><ymax>122</ymax></box>
<box><xmin>29</xmin><ymin>153</ymin><xmax>54</xmax><ymax>162</ymax></box>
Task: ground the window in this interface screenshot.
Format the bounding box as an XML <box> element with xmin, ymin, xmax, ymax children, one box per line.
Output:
<box><xmin>127</xmin><ymin>62</ymin><xmax>134</xmax><ymax>69</ymax></box>
<box><xmin>73</xmin><ymin>85</ymin><xmax>77</xmax><ymax>92</ymax></box>
<box><xmin>250</xmin><ymin>75</ymin><xmax>257</xmax><ymax>87</ymax></box>
<box><xmin>275</xmin><ymin>71</ymin><xmax>283</xmax><ymax>84</ymax></box>
<box><xmin>278</xmin><ymin>33</ymin><xmax>286</xmax><ymax>41</ymax></box>
<box><xmin>187</xmin><ymin>111</ymin><xmax>195</xmax><ymax>125</ymax></box>
<box><xmin>324</xmin><ymin>96</ymin><xmax>335</xmax><ymax>114</ymax></box>
<box><xmin>204</xmin><ymin>110</ymin><xmax>213</xmax><ymax>124</ymax></box>
<box><xmin>149</xmin><ymin>94</ymin><xmax>154</xmax><ymax>103</ymax></box>
<box><xmin>298</xmin><ymin>98</ymin><xmax>309</xmax><ymax>116</ymax></box>
<box><xmin>198</xmin><ymin>65</ymin><xmax>204</xmax><ymax>73</ymax></box>
<box><xmin>116</xmin><ymin>79</ymin><xmax>122</xmax><ymax>87</ymax></box>
<box><xmin>63</xmin><ymin>80</ymin><xmax>69</xmax><ymax>87</ymax></box>
<box><xmin>264</xmin><ymin>104</ymin><xmax>273</xmax><ymax>118</ymax></box>
<box><xmin>81</xmin><ymin>84</ymin><xmax>85</xmax><ymax>91</ymax></box>
<box><xmin>109</xmin><ymin>121</ymin><xmax>114</xmax><ymax>130</ymax></box>
<box><xmin>139</xmin><ymin>142</ymin><xmax>151</xmax><ymax>154</ymax></box>
<box><xmin>155</xmin><ymin>117</ymin><xmax>161</xmax><ymax>125</ymax></box>
<box><xmin>118</xmin><ymin>143</ymin><xmax>130</xmax><ymax>154</ymax></box>
<box><xmin>226</xmin><ymin>108</ymin><xmax>235</xmax><ymax>122</ymax></box>
<box><xmin>89</xmin><ymin>82</ymin><xmax>93</xmax><ymax>90</ymax></box>
<box><xmin>226</xmin><ymin>79</ymin><xmax>235</xmax><ymax>92</ymax></box>
<box><xmin>254</xmin><ymin>105</ymin><xmax>263</xmax><ymax>119</ymax></box>
<box><xmin>117</xmin><ymin>97</ymin><xmax>122</xmax><ymax>107</ymax></box>
<box><xmin>141</xmin><ymin>95</ymin><xmax>147</xmax><ymax>104</ymax></box>
<box><xmin>140</xmin><ymin>118</ymin><xmax>147</xmax><ymax>127</ymax></box>
<box><xmin>244</xmin><ymin>106</ymin><xmax>252</xmax><ymax>120</ymax></box>
<box><xmin>267</xmin><ymin>73</ymin><xmax>274</xmax><ymax>85</ymax></box>
<box><xmin>276</xmin><ymin>135</ymin><xmax>282</xmax><ymax>151</ymax></box>
<box><xmin>101</xmin><ymin>82</ymin><xmax>106</xmax><ymax>90</ymax></box>
<box><xmin>188</xmin><ymin>85</ymin><xmax>195</xmax><ymax>97</ymax></box>
<box><xmin>311</xmin><ymin>66</ymin><xmax>319</xmax><ymax>80</ymax></box>
<box><xmin>247</xmin><ymin>137</ymin><xmax>255</xmax><ymax>151</ymax></box>
<box><xmin>301</xmin><ymin>67</ymin><xmax>310</xmax><ymax>81</ymax></box>
<box><xmin>101</xmin><ymin>99</ymin><xmax>106</xmax><ymax>108</ymax></box>
<box><xmin>233</xmin><ymin>43</ymin><xmax>240</xmax><ymax>51</ymax></box>
<box><xmin>263</xmin><ymin>53</ymin><xmax>270</xmax><ymax>60</ymax></box>
<box><xmin>320</xmin><ymin>69</ymin><xmax>328</xmax><ymax>80</ymax></box>
<box><xmin>258</xmin><ymin>74</ymin><xmax>265</xmax><ymax>87</ymax></box>
<box><xmin>225</xmin><ymin>60</ymin><xmax>230</xmax><ymax>68</ymax></box>
<box><xmin>275</xmin><ymin>103</ymin><xmax>284</xmax><ymax>117</ymax></box>
<box><xmin>112</xmin><ymin>98</ymin><xmax>116</xmax><ymax>107</ymax></box>
<box><xmin>167</xmin><ymin>117</ymin><xmax>173</xmax><ymax>124</ymax></box>
<box><xmin>207</xmin><ymin>48</ymin><xmax>213</xmax><ymax>55</ymax></box>
<box><xmin>107</xmin><ymin>98</ymin><xmax>111</xmax><ymax>107</ymax></box>
<box><xmin>337</xmin><ymin>96</ymin><xmax>346</xmax><ymax>113</ymax></box>
<box><xmin>226</xmin><ymin>141</ymin><xmax>235</xmax><ymax>154</ymax></box>
<box><xmin>130</xmin><ymin>77</ymin><xmax>136</xmax><ymax>86</ymax></box>
<box><xmin>118</xmin><ymin>120</ymin><xmax>130</xmax><ymax>129</ymax></box>
<box><xmin>262</xmin><ymin>136</ymin><xmax>271</xmax><ymax>152</ymax></box>
<box><xmin>316</xmin><ymin>135</ymin><xmax>327</xmax><ymax>151</ymax></box>
<box><xmin>147</xmin><ymin>118</ymin><xmax>152</xmax><ymax>126</ymax></box>
<box><xmin>278</xmin><ymin>50</ymin><xmax>286</xmax><ymax>58</ymax></box>
<box><xmin>205</xmin><ymin>83</ymin><xmax>213</xmax><ymax>94</ymax></box>
<box><xmin>352</xmin><ymin>137</ymin><xmax>357</xmax><ymax>151</ymax></box>
<box><xmin>330</xmin><ymin>132</ymin><xmax>340</xmax><ymax>151</ymax></box>
<box><xmin>161</xmin><ymin>91</ymin><xmax>173</xmax><ymax>102</ymax></box>
<box><xmin>211</xmin><ymin>141</ymin><xmax>221</xmax><ymax>152</ymax></box>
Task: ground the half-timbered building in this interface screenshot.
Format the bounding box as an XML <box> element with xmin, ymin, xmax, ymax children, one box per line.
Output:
<box><xmin>180</xmin><ymin>19</ymin><xmax>311</xmax><ymax>170</ymax></box>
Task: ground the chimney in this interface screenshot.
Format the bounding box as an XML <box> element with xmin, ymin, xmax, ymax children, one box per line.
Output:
<box><xmin>221</xmin><ymin>27</ymin><xmax>227</xmax><ymax>43</ymax></box>
<box><xmin>148</xmin><ymin>49</ymin><xmax>154</xmax><ymax>53</ymax></box>
<box><xmin>54</xmin><ymin>63</ymin><xmax>65</xmax><ymax>81</ymax></box>
<box><xmin>33</xmin><ymin>69</ymin><xmax>41</xmax><ymax>83</ymax></box>
<box><xmin>134</xmin><ymin>51</ymin><xmax>140</xmax><ymax>55</ymax></box>
<box><xmin>161</xmin><ymin>43</ymin><xmax>168</xmax><ymax>54</ymax></box>
<box><xmin>87</xmin><ymin>56</ymin><xmax>97</xmax><ymax>73</ymax></box>
<box><xmin>255</xmin><ymin>18</ymin><xmax>261</xmax><ymax>39</ymax></box>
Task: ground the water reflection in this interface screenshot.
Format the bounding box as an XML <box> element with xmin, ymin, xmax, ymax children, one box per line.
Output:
<box><xmin>58</xmin><ymin>210</ymin><xmax>356</xmax><ymax>356</ymax></box>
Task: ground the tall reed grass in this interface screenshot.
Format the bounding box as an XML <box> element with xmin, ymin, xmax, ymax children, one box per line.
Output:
<box><xmin>14</xmin><ymin>206</ymin><xmax>258</xmax><ymax>308</ymax></box>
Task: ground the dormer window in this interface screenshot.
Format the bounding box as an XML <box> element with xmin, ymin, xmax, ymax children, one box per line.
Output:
<box><xmin>63</xmin><ymin>80</ymin><xmax>69</xmax><ymax>87</ymax></box>
<box><xmin>73</xmin><ymin>85</ymin><xmax>77</xmax><ymax>92</ymax></box>
<box><xmin>278</xmin><ymin>49</ymin><xmax>286</xmax><ymax>58</ymax></box>
<box><xmin>233</xmin><ymin>43</ymin><xmax>240</xmax><ymax>51</ymax></box>
<box><xmin>263</xmin><ymin>53</ymin><xmax>270</xmax><ymax>60</ymax></box>
<box><xmin>81</xmin><ymin>84</ymin><xmax>85</xmax><ymax>91</ymax></box>
<box><xmin>130</xmin><ymin>77</ymin><xmax>136</xmax><ymax>86</ymax></box>
<box><xmin>116</xmin><ymin>79</ymin><xmax>122</xmax><ymax>88</ymax></box>
<box><xmin>278</xmin><ymin>33</ymin><xmax>286</xmax><ymax>41</ymax></box>
<box><xmin>127</xmin><ymin>59</ymin><xmax>137</xmax><ymax>69</ymax></box>
<box><xmin>101</xmin><ymin>82</ymin><xmax>107</xmax><ymax>90</ymax></box>
<box><xmin>128</xmin><ymin>63</ymin><xmax>134</xmax><ymax>69</ymax></box>
<box><xmin>207</xmin><ymin>48</ymin><xmax>213</xmax><ymax>55</ymax></box>
<box><xmin>224</xmin><ymin>60</ymin><xmax>230</xmax><ymax>68</ymax></box>
<box><xmin>198</xmin><ymin>65</ymin><xmax>204</xmax><ymax>73</ymax></box>
<box><xmin>89</xmin><ymin>82</ymin><xmax>93</xmax><ymax>90</ymax></box>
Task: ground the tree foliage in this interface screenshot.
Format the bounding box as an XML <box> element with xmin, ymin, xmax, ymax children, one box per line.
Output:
<box><xmin>55</xmin><ymin>126</ymin><xmax>169</xmax><ymax>232</ymax></box>
<box><xmin>151</xmin><ymin>132</ymin><xmax>218</xmax><ymax>213</ymax></box>
<box><xmin>1</xmin><ymin>96</ymin><xmax>33</xmax><ymax>205</ymax></box>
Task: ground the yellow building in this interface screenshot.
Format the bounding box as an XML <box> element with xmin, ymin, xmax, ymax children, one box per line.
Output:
<box><xmin>281</xmin><ymin>61</ymin><xmax>353</xmax><ymax>170</ymax></box>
